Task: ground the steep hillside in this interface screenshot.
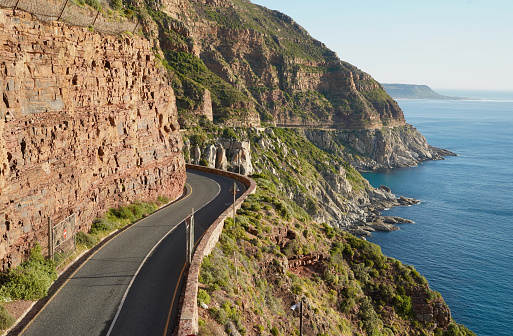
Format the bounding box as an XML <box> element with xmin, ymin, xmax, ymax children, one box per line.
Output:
<box><xmin>0</xmin><ymin>10</ymin><xmax>186</xmax><ymax>270</ymax></box>
<box><xmin>131</xmin><ymin>0</ymin><xmax>405</xmax><ymax>128</ymax></box>
<box><xmin>184</xmin><ymin>125</ymin><xmax>474</xmax><ymax>336</ymax></box>
<box><xmin>182</xmin><ymin>124</ymin><xmax>436</xmax><ymax>236</ymax></box>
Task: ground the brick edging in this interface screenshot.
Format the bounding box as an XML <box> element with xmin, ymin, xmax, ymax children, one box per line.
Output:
<box><xmin>176</xmin><ymin>164</ymin><xmax>256</xmax><ymax>336</ymax></box>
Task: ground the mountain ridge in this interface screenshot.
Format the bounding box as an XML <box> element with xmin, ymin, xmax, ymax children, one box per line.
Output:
<box><xmin>382</xmin><ymin>83</ymin><xmax>467</xmax><ymax>100</ymax></box>
<box><xmin>136</xmin><ymin>0</ymin><xmax>406</xmax><ymax>129</ymax></box>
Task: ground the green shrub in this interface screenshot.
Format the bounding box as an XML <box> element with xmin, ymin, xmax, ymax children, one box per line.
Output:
<box><xmin>157</xmin><ymin>195</ymin><xmax>170</xmax><ymax>205</ymax></box>
<box><xmin>342</xmin><ymin>243</ymin><xmax>354</xmax><ymax>257</ymax></box>
<box><xmin>91</xmin><ymin>202</ymin><xmax>158</xmax><ymax>235</ymax></box>
<box><xmin>0</xmin><ymin>304</ymin><xmax>15</xmax><ymax>330</ymax></box>
<box><xmin>197</xmin><ymin>289</ymin><xmax>211</xmax><ymax>305</ymax></box>
<box><xmin>85</xmin><ymin>0</ymin><xmax>101</xmax><ymax>10</ymax></box>
<box><xmin>346</xmin><ymin>235</ymin><xmax>365</xmax><ymax>249</ymax></box>
<box><xmin>379</xmin><ymin>283</ymin><xmax>395</xmax><ymax>301</ymax></box>
<box><xmin>352</xmin><ymin>263</ymin><xmax>370</xmax><ymax>283</ymax></box>
<box><xmin>394</xmin><ymin>294</ymin><xmax>412</xmax><ymax>317</ymax></box>
<box><xmin>321</xmin><ymin>223</ymin><xmax>335</xmax><ymax>238</ymax></box>
<box><xmin>222</xmin><ymin>127</ymin><xmax>238</xmax><ymax>139</ymax></box>
<box><xmin>340</xmin><ymin>297</ymin><xmax>356</xmax><ymax>313</ymax></box>
<box><xmin>270</xmin><ymin>326</ymin><xmax>280</xmax><ymax>336</ymax></box>
<box><xmin>76</xmin><ymin>231</ymin><xmax>99</xmax><ymax>248</ymax></box>
<box><xmin>127</xmin><ymin>202</ymin><xmax>157</xmax><ymax>220</ymax></box>
<box><xmin>90</xmin><ymin>218</ymin><xmax>117</xmax><ymax>234</ymax></box>
<box><xmin>0</xmin><ymin>244</ymin><xmax>57</xmax><ymax>301</ymax></box>
<box><xmin>110</xmin><ymin>0</ymin><xmax>122</xmax><ymax>10</ymax></box>
<box><xmin>209</xmin><ymin>307</ymin><xmax>229</xmax><ymax>325</ymax></box>
<box><xmin>443</xmin><ymin>323</ymin><xmax>476</xmax><ymax>336</ymax></box>
<box><xmin>291</xmin><ymin>284</ymin><xmax>303</xmax><ymax>295</ymax></box>
<box><xmin>110</xmin><ymin>206</ymin><xmax>136</xmax><ymax>222</ymax></box>
<box><xmin>358</xmin><ymin>297</ymin><xmax>383</xmax><ymax>335</ymax></box>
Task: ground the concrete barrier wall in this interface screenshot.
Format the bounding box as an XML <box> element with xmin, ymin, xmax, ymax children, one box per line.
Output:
<box><xmin>177</xmin><ymin>164</ymin><xmax>256</xmax><ymax>336</ymax></box>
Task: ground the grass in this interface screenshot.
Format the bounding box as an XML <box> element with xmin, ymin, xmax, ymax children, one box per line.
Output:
<box><xmin>0</xmin><ymin>244</ymin><xmax>57</xmax><ymax>302</ymax></box>
<box><xmin>77</xmin><ymin>197</ymin><xmax>170</xmax><ymax>249</ymax></box>
<box><xmin>0</xmin><ymin>304</ymin><xmax>15</xmax><ymax>330</ymax></box>
<box><xmin>0</xmin><ymin>195</ymin><xmax>172</xmax><ymax>331</ymax></box>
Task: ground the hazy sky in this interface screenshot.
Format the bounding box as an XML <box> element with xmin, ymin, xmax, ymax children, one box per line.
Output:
<box><xmin>251</xmin><ymin>0</ymin><xmax>513</xmax><ymax>91</ymax></box>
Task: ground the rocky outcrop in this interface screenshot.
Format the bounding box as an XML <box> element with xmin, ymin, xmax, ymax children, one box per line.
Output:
<box><xmin>409</xmin><ymin>285</ymin><xmax>451</xmax><ymax>329</ymax></box>
<box><xmin>193</xmin><ymin>89</ymin><xmax>213</xmax><ymax>121</ymax></box>
<box><xmin>184</xmin><ymin>138</ymin><xmax>253</xmax><ymax>175</ymax></box>
<box><xmin>0</xmin><ymin>10</ymin><xmax>186</xmax><ymax>270</ymax></box>
<box><xmin>305</xmin><ymin>125</ymin><xmax>457</xmax><ymax>170</ymax></box>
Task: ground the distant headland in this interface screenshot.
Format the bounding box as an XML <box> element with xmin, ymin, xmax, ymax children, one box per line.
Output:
<box><xmin>382</xmin><ymin>83</ymin><xmax>469</xmax><ymax>100</ymax></box>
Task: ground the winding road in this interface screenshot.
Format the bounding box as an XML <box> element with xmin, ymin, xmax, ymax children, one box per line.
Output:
<box><xmin>17</xmin><ymin>169</ymin><xmax>245</xmax><ymax>336</ymax></box>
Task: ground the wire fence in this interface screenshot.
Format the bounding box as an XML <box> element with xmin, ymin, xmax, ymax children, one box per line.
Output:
<box><xmin>51</xmin><ymin>213</ymin><xmax>77</xmax><ymax>268</ymax></box>
<box><xmin>0</xmin><ymin>0</ymin><xmax>139</xmax><ymax>35</ymax></box>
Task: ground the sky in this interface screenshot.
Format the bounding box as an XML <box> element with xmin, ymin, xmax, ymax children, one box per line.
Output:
<box><xmin>251</xmin><ymin>0</ymin><xmax>513</xmax><ymax>92</ymax></box>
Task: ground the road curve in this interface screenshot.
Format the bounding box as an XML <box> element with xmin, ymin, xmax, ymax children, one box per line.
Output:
<box><xmin>19</xmin><ymin>169</ymin><xmax>245</xmax><ymax>336</ymax></box>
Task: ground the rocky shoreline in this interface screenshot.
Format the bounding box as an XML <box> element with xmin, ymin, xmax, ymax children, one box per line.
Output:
<box><xmin>349</xmin><ymin>185</ymin><xmax>420</xmax><ymax>237</ymax></box>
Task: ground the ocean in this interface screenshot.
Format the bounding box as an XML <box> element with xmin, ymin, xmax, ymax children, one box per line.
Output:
<box><xmin>362</xmin><ymin>95</ymin><xmax>513</xmax><ymax>336</ymax></box>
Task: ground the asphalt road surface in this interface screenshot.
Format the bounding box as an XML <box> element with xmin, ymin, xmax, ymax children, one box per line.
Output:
<box><xmin>19</xmin><ymin>169</ymin><xmax>245</xmax><ymax>336</ymax></box>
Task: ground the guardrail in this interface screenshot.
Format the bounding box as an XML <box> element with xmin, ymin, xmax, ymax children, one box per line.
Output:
<box><xmin>176</xmin><ymin>164</ymin><xmax>256</xmax><ymax>336</ymax></box>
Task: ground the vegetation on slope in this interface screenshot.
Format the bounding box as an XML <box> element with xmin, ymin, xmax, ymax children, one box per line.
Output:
<box><xmin>183</xmin><ymin>121</ymin><xmax>474</xmax><ymax>335</ymax></box>
<box><xmin>127</xmin><ymin>0</ymin><xmax>403</xmax><ymax>127</ymax></box>
<box><xmin>76</xmin><ymin>198</ymin><xmax>167</xmax><ymax>248</ymax></box>
<box><xmin>197</xmin><ymin>174</ymin><xmax>474</xmax><ymax>336</ymax></box>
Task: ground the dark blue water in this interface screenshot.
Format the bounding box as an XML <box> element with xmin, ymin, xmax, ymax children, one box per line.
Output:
<box><xmin>363</xmin><ymin>98</ymin><xmax>513</xmax><ymax>336</ymax></box>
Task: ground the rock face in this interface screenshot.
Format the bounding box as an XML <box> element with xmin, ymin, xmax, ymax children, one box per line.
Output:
<box><xmin>193</xmin><ymin>89</ymin><xmax>213</xmax><ymax>122</ymax></box>
<box><xmin>305</xmin><ymin>125</ymin><xmax>456</xmax><ymax>170</ymax></box>
<box><xmin>0</xmin><ymin>10</ymin><xmax>186</xmax><ymax>270</ymax></box>
<box><xmin>184</xmin><ymin>138</ymin><xmax>253</xmax><ymax>175</ymax></box>
<box><xmin>149</xmin><ymin>0</ymin><xmax>406</xmax><ymax>129</ymax></box>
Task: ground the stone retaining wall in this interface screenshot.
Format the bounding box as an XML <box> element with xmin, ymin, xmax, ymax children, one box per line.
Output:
<box><xmin>177</xmin><ymin>164</ymin><xmax>256</xmax><ymax>336</ymax></box>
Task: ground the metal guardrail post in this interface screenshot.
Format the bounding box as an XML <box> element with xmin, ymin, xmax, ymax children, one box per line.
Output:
<box><xmin>13</xmin><ymin>0</ymin><xmax>21</xmax><ymax>15</ymax></box>
<box><xmin>73</xmin><ymin>213</ymin><xmax>77</xmax><ymax>253</ymax></box>
<box><xmin>57</xmin><ymin>0</ymin><xmax>69</xmax><ymax>21</ymax></box>
<box><xmin>48</xmin><ymin>217</ymin><xmax>54</xmax><ymax>260</ymax></box>
<box><xmin>91</xmin><ymin>9</ymin><xmax>100</xmax><ymax>28</ymax></box>
<box><xmin>230</xmin><ymin>182</ymin><xmax>240</xmax><ymax>227</ymax></box>
<box><xmin>186</xmin><ymin>209</ymin><xmax>195</xmax><ymax>264</ymax></box>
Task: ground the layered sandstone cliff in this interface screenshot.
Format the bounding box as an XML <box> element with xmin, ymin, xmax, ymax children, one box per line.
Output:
<box><xmin>138</xmin><ymin>0</ymin><xmax>405</xmax><ymax>129</ymax></box>
<box><xmin>0</xmin><ymin>10</ymin><xmax>186</xmax><ymax>269</ymax></box>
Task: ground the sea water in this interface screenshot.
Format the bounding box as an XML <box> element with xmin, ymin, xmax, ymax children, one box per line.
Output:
<box><xmin>362</xmin><ymin>96</ymin><xmax>513</xmax><ymax>336</ymax></box>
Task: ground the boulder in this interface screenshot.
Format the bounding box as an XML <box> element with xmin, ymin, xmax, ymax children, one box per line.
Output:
<box><xmin>192</xmin><ymin>145</ymin><xmax>201</xmax><ymax>164</ymax></box>
<box><xmin>215</xmin><ymin>145</ymin><xmax>228</xmax><ymax>170</ymax></box>
<box><xmin>203</xmin><ymin>144</ymin><xmax>216</xmax><ymax>168</ymax></box>
<box><xmin>398</xmin><ymin>196</ymin><xmax>420</xmax><ymax>206</ymax></box>
<box><xmin>368</xmin><ymin>222</ymin><xmax>399</xmax><ymax>232</ymax></box>
<box><xmin>382</xmin><ymin>216</ymin><xmax>414</xmax><ymax>224</ymax></box>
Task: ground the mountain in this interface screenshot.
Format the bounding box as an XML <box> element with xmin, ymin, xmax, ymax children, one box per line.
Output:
<box><xmin>0</xmin><ymin>1</ymin><xmax>472</xmax><ymax>335</ymax></box>
<box><xmin>134</xmin><ymin>0</ymin><xmax>405</xmax><ymax>129</ymax></box>
<box><xmin>381</xmin><ymin>83</ymin><xmax>464</xmax><ymax>100</ymax></box>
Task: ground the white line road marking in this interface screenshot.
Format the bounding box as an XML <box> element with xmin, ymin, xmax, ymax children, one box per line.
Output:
<box><xmin>106</xmin><ymin>180</ymin><xmax>220</xmax><ymax>336</ymax></box>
